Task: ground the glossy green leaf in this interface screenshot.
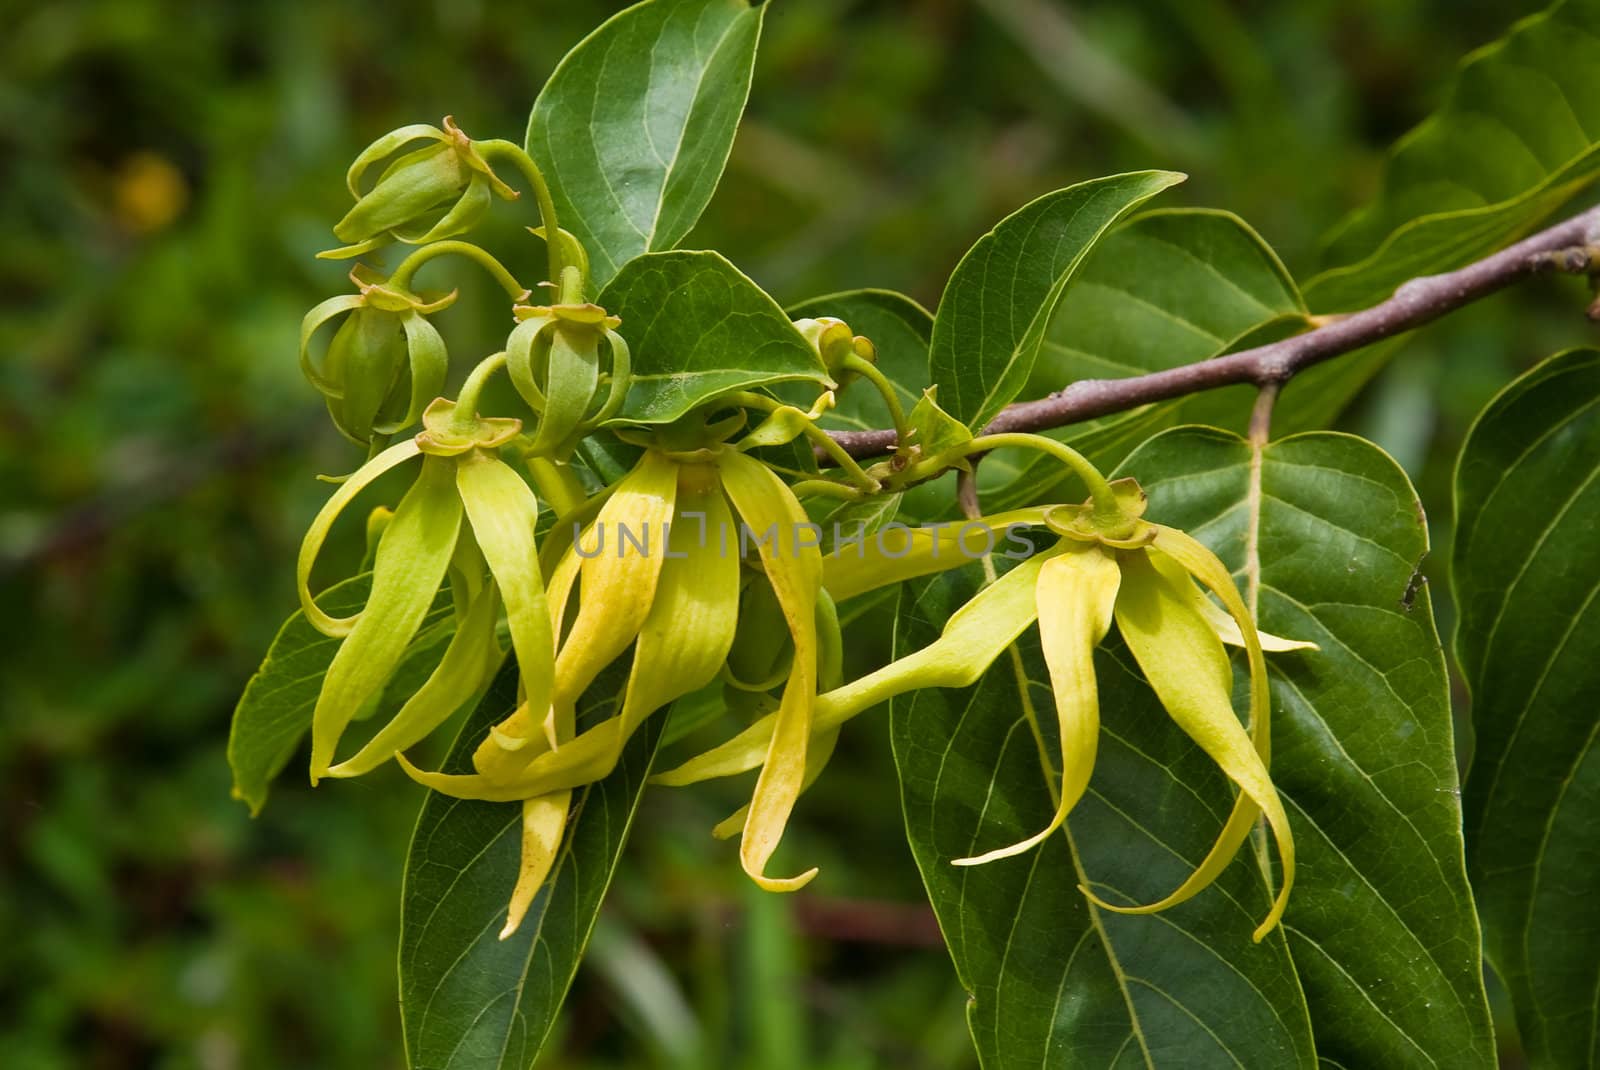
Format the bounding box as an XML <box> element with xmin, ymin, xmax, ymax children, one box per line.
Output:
<box><xmin>526</xmin><ymin>0</ymin><xmax>765</xmax><ymax>290</ymax></box>
<box><xmin>927</xmin><ymin>170</ymin><xmax>1184</xmax><ymax>430</ymax></box>
<box><xmin>1306</xmin><ymin>0</ymin><xmax>1600</xmax><ymax>311</ymax></box>
<box><xmin>785</xmin><ymin>288</ymin><xmax>932</xmax><ymax>432</ymax></box>
<box><xmin>228</xmin><ymin>573</ymin><xmax>452</xmax><ymax>814</ymax></box>
<box><xmin>1454</xmin><ymin>348</ymin><xmax>1600</xmax><ymax>1067</ymax></box>
<box><xmin>400</xmin><ymin>658</ymin><xmax>662</xmax><ymax>1070</ymax></box>
<box><xmin>598</xmin><ymin>250</ymin><xmax>830</xmax><ymax>423</ymax></box>
<box><xmin>1120</xmin><ymin>428</ymin><xmax>1492</xmax><ymax>1067</ymax></box>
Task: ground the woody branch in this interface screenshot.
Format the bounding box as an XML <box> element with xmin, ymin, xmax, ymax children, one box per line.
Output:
<box><xmin>827</xmin><ymin>202</ymin><xmax>1600</xmax><ymax>460</ymax></box>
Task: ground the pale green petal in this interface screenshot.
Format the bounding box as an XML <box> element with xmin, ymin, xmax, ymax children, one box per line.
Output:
<box><xmin>719</xmin><ymin>451</ymin><xmax>823</xmax><ymax>892</ymax></box>
<box><xmin>1147</xmin><ymin>550</ymin><xmax>1317</xmax><ymax>653</ymax></box>
<box><xmin>345</xmin><ymin>123</ymin><xmax>444</xmax><ymax>197</ymax></box>
<box><xmin>1102</xmin><ymin>547</ymin><xmax>1294</xmax><ymax>942</ymax></box>
<box><xmin>956</xmin><ymin>544</ymin><xmax>1119</xmax><ymax>866</ymax></box>
<box><xmin>297</xmin><ymin>438</ymin><xmax>422</xmax><ymax>637</ymax></box>
<box><xmin>528</xmin><ymin>326</ymin><xmax>599</xmax><ymax>457</ymax></box>
<box><xmin>325</xmin><ymin>580</ymin><xmax>504</xmax><ymax>778</ymax></box>
<box><xmin>372</xmin><ymin>310</ymin><xmax>447</xmax><ymax>434</ymax></box>
<box><xmin>310</xmin><ymin>455</ymin><xmax>462</xmax><ymax>780</ymax></box>
<box><xmin>399</xmin><ymin>170</ymin><xmax>491</xmax><ymax>244</ymax></box>
<box><xmin>299</xmin><ymin>293</ymin><xmax>365</xmax><ymax>396</ymax></box>
<box><xmin>458</xmin><ymin>451</ymin><xmax>556</xmax><ymax>722</ymax></box>
<box><xmin>823</xmin><ymin>507</ymin><xmax>1049</xmax><ymax>602</ymax></box>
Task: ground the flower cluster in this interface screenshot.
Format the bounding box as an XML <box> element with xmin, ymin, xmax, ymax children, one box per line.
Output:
<box><xmin>287</xmin><ymin>117</ymin><xmax>1314</xmax><ymax>942</ymax></box>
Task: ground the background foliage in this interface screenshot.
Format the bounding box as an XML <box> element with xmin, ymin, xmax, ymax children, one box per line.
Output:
<box><xmin>4</xmin><ymin>1</ymin><xmax>1593</xmax><ymax>1065</ymax></box>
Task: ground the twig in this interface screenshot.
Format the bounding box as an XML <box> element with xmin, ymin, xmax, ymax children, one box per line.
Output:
<box><xmin>828</xmin><ymin>203</ymin><xmax>1600</xmax><ymax>460</ymax></box>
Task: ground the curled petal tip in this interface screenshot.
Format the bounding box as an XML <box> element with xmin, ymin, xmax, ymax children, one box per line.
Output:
<box><xmin>750</xmin><ymin>867</ymin><xmax>820</xmax><ymax>893</ymax></box>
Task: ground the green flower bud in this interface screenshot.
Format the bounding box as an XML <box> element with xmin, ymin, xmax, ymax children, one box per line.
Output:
<box><xmin>793</xmin><ymin>316</ymin><xmax>876</xmax><ymax>387</ymax></box>
<box><xmin>299</xmin><ymin>268</ymin><xmax>453</xmax><ymax>445</ymax></box>
<box><xmin>506</xmin><ymin>302</ymin><xmax>631</xmax><ymax>459</ymax></box>
<box><xmin>327</xmin><ymin>117</ymin><xmax>518</xmax><ymax>256</ymax></box>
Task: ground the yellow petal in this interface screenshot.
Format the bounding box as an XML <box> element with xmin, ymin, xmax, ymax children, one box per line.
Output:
<box><xmin>1101</xmin><ymin>546</ymin><xmax>1294</xmax><ymax>942</ymax></box>
<box><xmin>500</xmin><ymin>792</ymin><xmax>571</xmax><ymax>940</ymax></box>
<box><xmin>718</xmin><ymin>451</ymin><xmax>823</xmax><ymax>892</ymax></box>
<box><xmin>551</xmin><ymin>450</ymin><xmax>679</xmax><ymax>728</ymax></box>
<box><xmin>822</xmin><ymin>507</ymin><xmax>1049</xmax><ymax>602</ymax></box>
<box><xmin>619</xmin><ymin>470</ymin><xmax>740</xmax><ymax>742</ymax></box>
<box><xmin>712</xmin><ymin>727</ymin><xmax>840</xmax><ymax>840</ymax></box>
<box><xmin>1146</xmin><ymin>550</ymin><xmax>1317</xmax><ymax>653</ymax></box>
<box><xmin>310</xmin><ymin>455</ymin><xmax>462</xmax><ymax>781</ymax></box>
<box><xmin>955</xmin><ymin>544</ymin><xmax>1120</xmax><ymax>865</ymax></box>
<box><xmin>297</xmin><ymin>437</ymin><xmax>421</xmax><ymax>637</ymax></box>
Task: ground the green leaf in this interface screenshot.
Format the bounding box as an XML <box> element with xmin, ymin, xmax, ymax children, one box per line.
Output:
<box><xmin>598</xmin><ymin>249</ymin><xmax>830</xmax><ymax>423</ymax></box>
<box><xmin>893</xmin><ymin>570</ymin><xmax>1316</xmax><ymax>1068</ymax></box>
<box><xmin>400</xmin><ymin>659</ymin><xmax>662</xmax><ymax>1070</ymax></box>
<box><xmin>1120</xmin><ymin>428</ymin><xmax>1493</xmax><ymax>1067</ymax></box>
<box><xmin>1305</xmin><ymin>0</ymin><xmax>1600</xmax><ymax>311</ymax></box>
<box><xmin>785</xmin><ymin>288</ymin><xmax>932</xmax><ymax>432</ymax></box>
<box><xmin>1454</xmin><ymin>347</ymin><xmax>1600</xmax><ymax>1067</ymax></box>
<box><xmin>927</xmin><ymin>170</ymin><xmax>1185</xmax><ymax>430</ymax></box>
<box><xmin>526</xmin><ymin>0</ymin><xmax>766</xmax><ymax>290</ymax></box>
<box><xmin>228</xmin><ymin>573</ymin><xmax>452</xmax><ymax>814</ymax></box>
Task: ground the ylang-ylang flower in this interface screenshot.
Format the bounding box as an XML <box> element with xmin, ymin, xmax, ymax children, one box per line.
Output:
<box><xmin>296</xmin><ymin>393</ymin><xmax>555</xmax><ymax>790</ymax></box>
<box><xmin>400</xmin><ymin>418</ymin><xmax>839</xmax><ymax>932</ymax></box>
<box><xmin>656</xmin><ymin>478</ymin><xmax>1314</xmax><ymax>941</ymax></box>
<box><xmin>325</xmin><ymin>117</ymin><xmax>520</xmax><ymax>257</ymax></box>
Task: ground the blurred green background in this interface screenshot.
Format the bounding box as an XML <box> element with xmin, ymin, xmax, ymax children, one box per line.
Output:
<box><xmin>3</xmin><ymin>1</ymin><xmax>1589</xmax><ymax>1066</ymax></box>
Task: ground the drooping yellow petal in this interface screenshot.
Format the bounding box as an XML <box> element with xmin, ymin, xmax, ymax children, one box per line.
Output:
<box><xmin>711</xmin><ymin>726</ymin><xmax>840</xmax><ymax>840</ymax></box>
<box><xmin>1101</xmin><ymin>547</ymin><xmax>1294</xmax><ymax>942</ymax></box>
<box><xmin>551</xmin><ymin>450</ymin><xmax>679</xmax><ymax>723</ymax></box>
<box><xmin>325</xmin><ymin>579</ymin><xmax>504</xmax><ymax>778</ymax></box>
<box><xmin>500</xmin><ymin>792</ymin><xmax>571</xmax><ymax>940</ymax></box>
<box><xmin>654</xmin><ymin>546</ymin><xmax>1058</xmax><ymax>788</ymax></box>
<box><xmin>310</xmin><ymin>455</ymin><xmax>462</xmax><ymax>781</ymax></box>
<box><xmin>956</xmin><ymin>544</ymin><xmax>1120</xmax><ymax>866</ymax></box>
<box><xmin>457</xmin><ymin>450</ymin><xmax>556</xmax><ymax>721</ymax></box>
<box><xmin>822</xmin><ymin>507</ymin><xmax>1049</xmax><ymax>602</ymax></box>
<box><xmin>718</xmin><ymin>450</ymin><xmax>823</xmax><ymax>892</ymax></box>
<box><xmin>1146</xmin><ymin>550</ymin><xmax>1316</xmax><ymax>653</ymax></box>
<box><xmin>297</xmin><ymin>437</ymin><xmax>422</xmax><ymax>637</ymax></box>
<box><xmin>619</xmin><ymin>468</ymin><xmax>740</xmax><ymax>741</ymax></box>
